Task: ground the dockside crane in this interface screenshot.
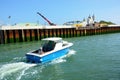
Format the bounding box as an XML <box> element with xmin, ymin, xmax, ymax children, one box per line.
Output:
<box><xmin>37</xmin><ymin>12</ymin><xmax>56</xmax><ymax>26</ymax></box>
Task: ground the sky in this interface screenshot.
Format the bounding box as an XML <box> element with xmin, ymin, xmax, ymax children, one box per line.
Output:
<box><xmin>0</xmin><ymin>0</ymin><xmax>120</xmax><ymax>25</ymax></box>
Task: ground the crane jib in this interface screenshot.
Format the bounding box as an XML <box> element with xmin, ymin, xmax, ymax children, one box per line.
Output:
<box><xmin>37</xmin><ymin>12</ymin><xmax>56</xmax><ymax>26</ymax></box>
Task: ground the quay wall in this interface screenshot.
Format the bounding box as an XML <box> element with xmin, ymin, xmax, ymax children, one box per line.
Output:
<box><xmin>0</xmin><ymin>25</ymin><xmax>120</xmax><ymax>44</ymax></box>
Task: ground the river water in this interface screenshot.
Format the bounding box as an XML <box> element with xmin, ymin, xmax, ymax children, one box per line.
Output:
<box><xmin>0</xmin><ymin>33</ymin><xmax>120</xmax><ymax>80</ymax></box>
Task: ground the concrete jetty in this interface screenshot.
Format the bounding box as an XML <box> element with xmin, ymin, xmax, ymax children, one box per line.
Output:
<box><xmin>0</xmin><ymin>25</ymin><xmax>120</xmax><ymax>44</ymax></box>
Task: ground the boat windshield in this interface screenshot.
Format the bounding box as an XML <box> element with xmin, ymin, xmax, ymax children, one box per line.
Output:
<box><xmin>42</xmin><ymin>41</ymin><xmax>56</xmax><ymax>52</ymax></box>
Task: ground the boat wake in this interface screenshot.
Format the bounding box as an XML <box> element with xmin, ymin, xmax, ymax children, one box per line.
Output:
<box><xmin>67</xmin><ymin>49</ymin><xmax>76</xmax><ymax>57</ymax></box>
<box><xmin>50</xmin><ymin>49</ymin><xmax>76</xmax><ymax>64</ymax></box>
<box><xmin>0</xmin><ymin>62</ymin><xmax>36</xmax><ymax>80</ymax></box>
<box><xmin>0</xmin><ymin>50</ymin><xmax>76</xmax><ymax>80</ymax></box>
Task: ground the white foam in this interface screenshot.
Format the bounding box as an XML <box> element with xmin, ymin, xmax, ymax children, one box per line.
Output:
<box><xmin>16</xmin><ymin>67</ymin><xmax>29</xmax><ymax>80</ymax></box>
<box><xmin>13</xmin><ymin>57</ymin><xmax>25</xmax><ymax>61</ymax></box>
<box><xmin>0</xmin><ymin>62</ymin><xmax>36</xmax><ymax>80</ymax></box>
<box><xmin>51</xmin><ymin>58</ymin><xmax>66</xmax><ymax>64</ymax></box>
<box><xmin>67</xmin><ymin>49</ymin><xmax>76</xmax><ymax>57</ymax></box>
<box><xmin>50</xmin><ymin>49</ymin><xmax>76</xmax><ymax>64</ymax></box>
<box><xmin>0</xmin><ymin>50</ymin><xmax>76</xmax><ymax>79</ymax></box>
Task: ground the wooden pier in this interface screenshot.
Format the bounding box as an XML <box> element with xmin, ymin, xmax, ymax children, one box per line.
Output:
<box><xmin>0</xmin><ymin>25</ymin><xmax>120</xmax><ymax>44</ymax></box>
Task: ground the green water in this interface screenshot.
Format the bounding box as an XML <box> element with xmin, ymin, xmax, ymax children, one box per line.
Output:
<box><xmin>0</xmin><ymin>33</ymin><xmax>120</xmax><ymax>80</ymax></box>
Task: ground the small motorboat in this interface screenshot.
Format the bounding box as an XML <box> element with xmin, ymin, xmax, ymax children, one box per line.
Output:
<box><xmin>26</xmin><ymin>37</ymin><xmax>73</xmax><ymax>63</ymax></box>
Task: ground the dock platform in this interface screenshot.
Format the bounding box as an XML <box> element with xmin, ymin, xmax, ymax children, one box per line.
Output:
<box><xmin>0</xmin><ymin>25</ymin><xmax>120</xmax><ymax>44</ymax></box>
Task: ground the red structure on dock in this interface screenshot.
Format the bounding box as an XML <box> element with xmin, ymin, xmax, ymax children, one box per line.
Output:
<box><xmin>37</xmin><ymin>12</ymin><xmax>56</xmax><ymax>26</ymax></box>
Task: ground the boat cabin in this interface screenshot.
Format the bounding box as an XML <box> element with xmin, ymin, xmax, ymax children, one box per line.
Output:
<box><xmin>42</xmin><ymin>37</ymin><xmax>63</xmax><ymax>52</ymax></box>
<box><xmin>31</xmin><ymin>37</ymin><xmax>68</xmax><ymax>54</ymax></box>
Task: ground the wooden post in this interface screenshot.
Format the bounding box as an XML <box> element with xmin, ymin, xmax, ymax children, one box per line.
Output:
<box><xmin>45</xmin><ymin>29</ymin><xmax>48</xmax><ymax>38</ymax></box>
<box><xmin>59</xmin><ymin>29</ymin><xmax>61</xmax><ymax>37</ymax></box>
<box><xmin>6</xmin><ymin>30</ymin><xmax>10</xmax><ymax>43</ymax></box>
<box><xmin>43</xmin><ymin>29</ymin><xmax>46</xmax><ymax>38</ymax></box>
<box><xmin>72</xmin><ymin>28</ymin><xmax>74</xmax><ymax>37</ymax></box>
<box><xmin>79</xmin><ymin>30</ymin><xmax>81</xmax><ymax>36</ymax></box>
<box><xmin>0</xmin><ymin>30</ymin><xmax>5</xmax><ymax>44</ymax></box>
<box><xmin>48</xmin><ymin>29</ymin><xmax>50</xmax><ymax>37</ymax></box>
<box><xmin>63</xmin><ymin>29</ymin><xmax>65</xmax><ymax>38</ymax></box>
<box><xmin>83</xmin><ymin>29</ymin><xmax>85</xmax><ymax>36</ymax></box>
<box><xmin>23</xmin><ymin>30</ymin><xmax>27</xmax><ymax>42</ymax></box>
<box><xmin>39</xmin><ymin>29</ymin><xmax>42</xmax><ymax>40</ymax></box>
<box><xmin>66</xmin><ymin>28</ymin><xmax>68</xmax><ymax>38</ymax></box>
<box><xmin>52</xmin><ymin>29</ymin><xmax>54</xmax><ymax>37</ymax></box>
<box><xmin>18</xmin><ymin>30</ymin><xmax>23</xmax><ymax>42</ymax></box>
<box><xmin>34</xmin><ymin>29</ymin><xmax>38</xmax><ymax>41</ymax></box>
<box><xmin>76</xmin><ymin>29</ymin><xmax>78</xmax><ymax>37</ymax></box>
<box><xmin>95</xmin><ymin>28</ymin><xmax>96</xmax><ymax>35</ymax></box>
<box><xmin>56</xmin><ymin>29</ymin><xmax>58</xmax><ymax>37</ymax></box>
<box><xmin>13</xmin><ymin>30</ymin><xmax>16</xmax><ymax>43</ymax></box>
<box><xmin>29</xmin><ymin>29</ymin><xmax>32</xmax><ymax>41</ymax></box>
<box><xmin>22</xmin><ymin>29</ymin><xmax>25</xmax><ymax>42</ymax></box>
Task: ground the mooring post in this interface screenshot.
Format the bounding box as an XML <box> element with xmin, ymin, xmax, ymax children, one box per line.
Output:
<box><xmin>43</xmin><ymin>29</ymin><xmax>46</xmax><ymax>38</ymax></box>
<box><xmin>22</xmin><ymin>29</ymin><xmax>25</xmax><ymax>42</ymax></box>
<box><xmin>55</xmin><ymin>29</ymin><xmax>58</xmax><ymax>37</ymax></box>
<box><xmin>0</xmin><ymin>30</ymin><xmax>5</xmax><ymax>44</ymax></box>
<box><xmin>29</xmin><ymin>29</ymin><xmax>32</xmax><ymax>41</ymax></box>
<box><xmin>59</xmin><ymin>29</ymin><xmax>61</xmax><ymax>37</ymax></box>
<box><xmin>23</xmin><ymin>30</ymin><xmax>27</xmax><ymax>42</ymax></box>
<box><xmin>72</xmin><ymin>28</ymin><xmax>74</xmax><ymax>37</ymax></box>
<box><xmin>39</xmin><ymin>29</ymin><xmax>42</xmax><ymax>40</ymax></box>
<box><xmin>18</xmin><ymin>30</ymin><xmax>23</xmax><ymax>42</ymax></box>
<box><xmin>66</xmin><ymin>28</ymin><xmax>68</xmax><ymax>38</ymax></box>
<box><xmin>34</xmin><ymin>29</ymin><xmax>38</xmax><ymax>41</ymax></box>
<box><xmin>37</xmin><ymin>29</ymin><xmax>40</xmax><ymax>40</ymax></box>
<box><xmin>6</xmin><ymin>30</ymin><xmax>10</xmax><ymax>43</ymax></box>
<box><xmin>48</xmin><ymin>29</ymin><xmax>50</xmax><ymax>37</ymax></box>
<box><xmin>63</xmin><ymin>29</ymin><xmax>65</xmax><ymax>38</ymax></box>
<box><xmin>52</xmin><ymin>29</ymin><xmax>54</xmax><ymax>37</ymax></box>
<box><xmin>84</xmin><ymin>29</ymin><xmax>87</xmax><ymax>36</ymax></box>
<box><xmin>75</xmin><ymin>29</ymin><xmax>78</xmax><ymax>37</ymax></box>
<box><xmin>13</xmin><ymin>30</ymin><xmax>16</xmax><ymax>43</ymax></box>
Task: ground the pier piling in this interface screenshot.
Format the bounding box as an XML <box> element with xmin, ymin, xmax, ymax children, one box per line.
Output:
<box><xmin>0</xmin><ymin>26</ymin><xmax>120</xmax><ymax>44</ymax></box>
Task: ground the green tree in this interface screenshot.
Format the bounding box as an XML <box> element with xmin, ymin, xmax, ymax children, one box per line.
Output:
<box><xmin>99</xmin><ymin>20</ymin><xmax>115</xmax><ymax>25</ymax></box>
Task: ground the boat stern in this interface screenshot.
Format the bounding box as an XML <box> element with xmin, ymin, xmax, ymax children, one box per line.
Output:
<box><xmin>26</xmin><ymin>53</ymin><xmax>42</xmax><ymax>63</ymax></box>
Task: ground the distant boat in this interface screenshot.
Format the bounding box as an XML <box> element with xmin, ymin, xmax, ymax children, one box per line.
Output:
<box><xmin>26</xmin><ymin>37</ymin><xmax>73</xmax><ymax>63</ymax></box>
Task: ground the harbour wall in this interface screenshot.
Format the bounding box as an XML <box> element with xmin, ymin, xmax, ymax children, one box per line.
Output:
<box><xmin>0</xmin><ymin>25</ymin><xmax>120</xmax><ymax>44</ymax></box>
